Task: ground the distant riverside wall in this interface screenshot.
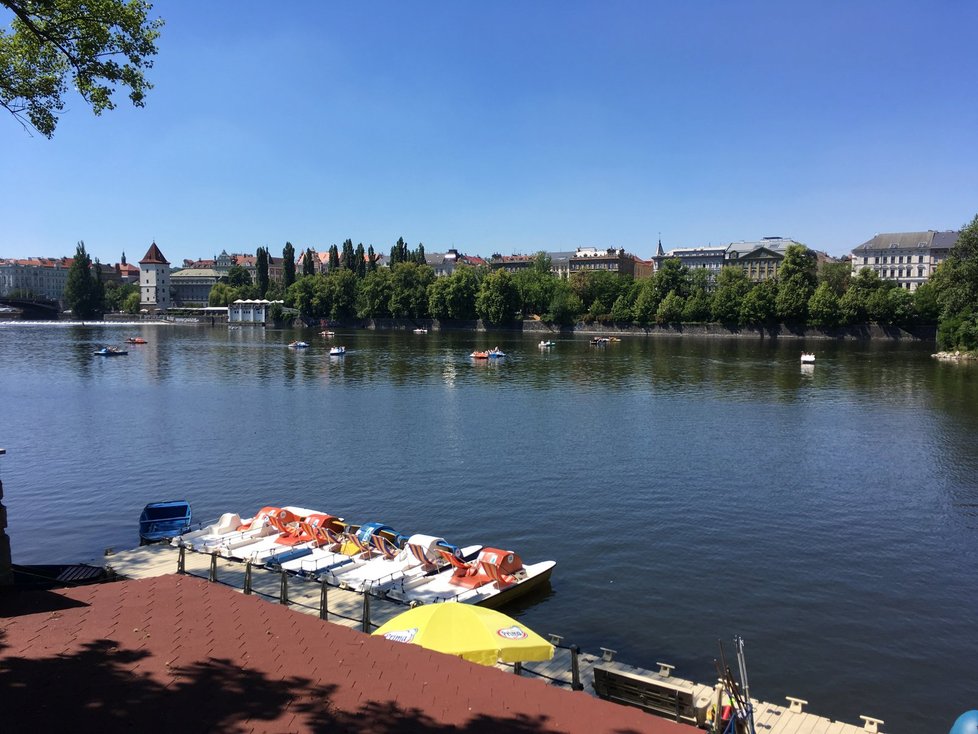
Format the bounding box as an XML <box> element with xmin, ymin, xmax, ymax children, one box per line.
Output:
<box><xmin>327</xmin><ymin>318</ymin><xmax>937</xmax><ymax>341</ymax></box>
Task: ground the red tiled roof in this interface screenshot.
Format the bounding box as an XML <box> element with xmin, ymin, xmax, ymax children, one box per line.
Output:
<box><xmin>139</xmin><ymin>242</ymin><xmax>169</xmax><ymax>265</ymax></box>
<box><xmin>0</xmin><ymin>575</ymin><xmax>693</xmax><ymax>734</ymax></box>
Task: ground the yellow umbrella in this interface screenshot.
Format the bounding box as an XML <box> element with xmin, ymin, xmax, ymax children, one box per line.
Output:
<box><xmin>371</xmin><ymin>601</ymin><xmax>555</xmax><ymax>666</ymax></box>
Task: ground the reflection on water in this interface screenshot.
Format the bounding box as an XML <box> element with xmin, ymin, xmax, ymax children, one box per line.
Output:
<box><xmin>1</xmin><ymin>324</ymin><xmax>976</xmax><ymax>730</ymax></box>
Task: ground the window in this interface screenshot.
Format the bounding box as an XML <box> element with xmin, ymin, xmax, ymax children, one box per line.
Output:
<box><xmin>918</xmin><ymin>255</ymin><xmax>924</xmax><ymax>263</ymax></box>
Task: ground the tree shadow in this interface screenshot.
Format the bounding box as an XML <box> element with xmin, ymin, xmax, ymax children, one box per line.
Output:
<box><xmin>0</xmin><ymin>634</ymin><xmax>648</xmax><ymax>734</ymax></box>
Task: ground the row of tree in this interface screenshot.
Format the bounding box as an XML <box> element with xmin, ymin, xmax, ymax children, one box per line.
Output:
<box><xmin>63</xmin><ymin>242</ymin><xmax>139</xmax><ymax>318</ymax></box>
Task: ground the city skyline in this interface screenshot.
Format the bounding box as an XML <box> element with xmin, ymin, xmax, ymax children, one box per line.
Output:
<box><xmin>2</xmin><ymin>2</ymin><xmax>976</xmax><ymax>266</ymax></box>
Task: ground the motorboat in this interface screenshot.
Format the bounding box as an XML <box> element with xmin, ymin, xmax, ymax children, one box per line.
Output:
<box><xmin>125</xmin><ymin>337</ymin><xmax>147</xmax><ymax>344</ymax></box>
<box><xmin>226</xmin><ymin>512</ymin><xmax>344</xmax><ymax>565</ymax></box>
<box><xmin>288</xmin><ymin>341</ymin><xmax>309</xmax><ymax>348</ymax></box>
<box><xmin>268</xmin><ymin>521</ymin><xmax>405</xmax><ymax>578</ymax></box>
<box><xmin>801</xmin><ymin>352</ymin><xmax>816</xmax><ymax>364</ymax></box>
<box><xmin>384</xmin><ymin>547</ymin><xmax>555</xmax><ymax>608</ymax></box>
<box><xmin>538</xmin><ymin>340</ymin><xmax>556</xmax><ymax>348</ymax></box>
<box><xmin>139</xmin><ymin>500</ymin><xmax>191</xmax><ymax>544</ymax></box>
<box><xmin>93</xmin><ymin>346</ymin><xmax>127</xmax><ymax>356</ymax></box>
<box><xmin>173</xmin><ymin>506</ymin><xmax>295</xmax><ymax>553</ymax></box>
<box><xmin>413</xmin><ymin>328</ymin><xmax>428</xmax><ymax>334</ymax></box>
<box><xmin>329</xmin><ymin>346</ymin><xmax>346</xmax><ymax>356</ymax></box>
<box><xmin>326</xmin><ymin>534</ymin><xmax>482</xmax><ymax>594</ymax></box>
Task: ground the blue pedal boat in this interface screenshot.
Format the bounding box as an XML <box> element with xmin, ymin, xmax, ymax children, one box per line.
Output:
<box><xmin>139</xmin><ymin>500</ymin><xmax>192</xmax><ymax>544</ymax></box>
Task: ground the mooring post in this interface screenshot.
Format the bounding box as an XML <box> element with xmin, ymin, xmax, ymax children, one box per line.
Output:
<box><xmin>319</xmin><ymin>577</ymin><xmax>329</xmax><ymax>620</ymax></box>
<box><xmin>513</xmin><ymin>661</ymin><xmax>522</xmax><ymax>676</ymax></box>
<box><xmin>243</xmin><ymin>562</ymin><xmax>252</xmax><ymax>595</ymax></box>
<box><xmin>570</xmin><ymin>644</ymin><xmax>583</xmax><ymax>691</ymax></box>
<box><xmin>279</xmin><ymin>569</ymin><xmax>289</xmax><ymax>605</ymax></box>
<box><xmin>208</xmin><ymin>553</ymin><xmax>217</xmax><ymax>582</ymax></box>
<box><xmin>361</xmin><ymin>592</ymin><xmax>371</xmax><ymax>633</ymax></box>
<box><xmin>177</xmin><ymin>545</ymin><xmax>186</xmax><ymax>574</ymax></box>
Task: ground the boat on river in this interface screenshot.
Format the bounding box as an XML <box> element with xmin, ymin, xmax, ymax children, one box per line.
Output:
<box><xmin>326</xmin><ymin>534</ymin><xmax>482</xmax><ymax>593</ymax></box>
<box><xmin>227</xmin><ymin>512</ymin><xmax>345</xmax><ymax>565</ymax></box>
<box><xmin>139</xmin><ymin>500</ymin><xmax>191</xmax><ymax>544</ymax></box>
<box><xmin>93</xmin><ymin>346</ymin><xmax>127</xmax><ymax>356</ymax></box>
<box><xmin>384</xmin><ymin>547</ymin><xmax>555</xmax><ymax>608</ymax></box>
<box><xmin>125</xmin><ymin>337</ymin><xmax>147</xmax><ymax>344</ymax></box>
<box><xmin>801</xmin><ymin>352</ymin><xmax>815</xmax><ymax>364</ymax></box>
<box><xmin>268</xmin><ymin>521</ymin><xmax>405</xmax><ymax>578</ymax></box>
<box><xmin>538</xmin><ymin>340</ymin><xmax>556</xmax><ymax>348</ymax></box>
<box><xmin>413</xmin><ymin>328</ymin><xmax>428</xmax><ymax>334</ymax></box>
<box><xmin>320</xmin><ymin>330</ymin><xmax>335</xmax><ymax>337</ymax></box>
<box><xmin>173</xmin><ymin>506</ymin><xmax>298</xmax><ymax>553</ymax></box>
<box><xmin>329</xmin><ymin>345</ymin><xmax>346</xmax><ymax>356</ymax></box>
<box><xmin>288</xmin><ymin>341</ymin><xmax>309</xmax><ymax>348</ymax></box>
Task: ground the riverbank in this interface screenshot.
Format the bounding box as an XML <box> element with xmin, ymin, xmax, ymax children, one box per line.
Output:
<box><xmin>319</xmin><ymin>317</ymin><xmax>937</xmax><ymax>341</ymax></box>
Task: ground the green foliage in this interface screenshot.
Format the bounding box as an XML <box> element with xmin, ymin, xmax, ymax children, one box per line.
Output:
<box><xmin>366</xmin><ymin>245</ymin><xmax>377</xmax><ymax>273</ymax></box>
<box><xmin>208</xmin><ymin>282</ymin><xmax>238</xmax><ymax>307</ymax></box>
<box><xmin>933</xmin><ymin>214</ymin><xmax>978</xmax><ymax>350</ymax></box>
<box><xmin>0</xmin><ymin>0</ymin><xmax>164</xmax><ymax>137</ymax></box>
<box><xmin>388</xmin><ymin>262</ymin><xmax>434</xmax><ymax>318</ymax></box>
<box><xmin>256</xmin><ymin>246</ymin><xmax>269</xmax><ymax>297</ymax></box>
<box><xmin>476</xmin><ymin>268</ymin><xmax>519</xmax><ymax>325</ymax></box>
<box><xmin>122</xmin><ymin>290</ymin><xmax>140</xmax><ymax>314</ymax></box>
<box><xmin>225</xmin><ymin>264</ymin><xmax>251</xmax><ymax>288</ymax></box>
<box><xmin>839</xmin><ymin>268</ymin><xmax>885</xmax><ymax>325</ymax></box>
<box><xmin>610</xmin><ymin>293</ymin><xmax>635</xmax><ymax>323</ymax></box>
<box><xmin>778</xmin><ymin>245</ymin><xmax>818</xmax><ymax>289</ymax></box>
<box><xmin>633</xmin><ymin>278</ymin><xmax>660</xmax><ymax>325</ymax></box>
<box><xmin>328</xmin><ymin>244</ymin><xmax>340</xmax><ymax>271</ymax></box>
<box><xmin>913</xmin><ymin>281</ymin><xmax>940</xmax><ymax>322</ymax></box>
<box><xmin>356</xmin><ymin>268</ymin><xmax>393</xmax><ymax>318</ymax></box>
<box><xmin>652</xmin><ymin>259</ymin><xmax>690</xmax><ymax>301</ymax></box>
<box><xmin>282</xmin><ymin>242</ymin><xmax>296</xmax><ymax>289</ymax></box>
<box><xmin>353</xmin><ymin>243</ymin><xmax>366</xmax><ymax>279</ymax></box>
<box><xmin>656</xmin><ymin>290</ymin><xmax>684</xmax><ymax>324</ymax></box>
<box><xmin>64</xmin><ymin>241</ymin><xmax>102</xmax><ymax>318</ymax></box>
<box><xmin>739</xmin><ymin>280</ymin><xmax>777</xmax><ymax>325</ymax></box>
<box><xmin>326</xmin><ymin>269</ymin><xmax>357</xmax><ymax>320</ymax></box>
<box><xmin>807</xmin><ymin>282</ymin><xmax>841</xmax><ymax>327</ymax></box>
<box><xmin>427</xmin><ymin>277</ymin><xmax>450</xmax><ymax>319</ymax></box>
<box><xmin>544</xmin><ymin>279</ymin><xmax>582</xmax><ymax>325</ymax></box>
<box><xmin>103</xmin><ymin>280</ymin><xmax>137</xmax><ymax>312</ymax></box>
<box><xmin>302</xmin><ymin>248</ymin><xmax>315</xmax><ymax>277</ymax></box>
<box><xmin>775</xmin><ymin>273</ymin><xmax>814</xmax><ymax>323</ymax></box>
<box><xmin>710</xmin><ymin>266</ymin><xmax>750</xmax><ymax>323</ymax></box>
<box><xmin>443</xmin><ymin>267</ymin><xmax>479</xmax><ymax>320</ymax></box>
<box><xmin>818</xmin><ymin>261</ymin><xmax>851</xmax><ymax>296</ymax></box>
<box><xmin>532</xmin><ymin>251</ymin><xmax>552</xmax><ymax>274</ymax></box>
<box><xmin>268</xmin><ymin>302</ymin><xmax>284</xmax><ymax>324</ymax></box>
<box><xmin>681</xmin><ymin>291</ymin><xmax>711</xmax><ymax>322</ymax></box>
<box><xmin>512</xmin><ymin>267</ymin><xmax>554</xmax><ymax>317</ymax></box>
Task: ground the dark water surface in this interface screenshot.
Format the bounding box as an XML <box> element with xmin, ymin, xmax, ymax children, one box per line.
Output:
<box><xmin>2</xmin><ymin>323</ymin><xmax>976</xmax><ymax>731</ymax></box>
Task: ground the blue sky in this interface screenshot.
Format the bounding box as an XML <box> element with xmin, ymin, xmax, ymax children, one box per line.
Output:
<box><xmin>2</xmin><ymin>1</ymin><xmax>977</xmax><ymax>265</ymax></box>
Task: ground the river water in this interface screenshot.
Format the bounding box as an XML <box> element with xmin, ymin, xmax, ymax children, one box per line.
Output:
<box><xmin>1</xmin><ymin>323</ymin><xmax>975</xmax><ymax>731</ymax></box>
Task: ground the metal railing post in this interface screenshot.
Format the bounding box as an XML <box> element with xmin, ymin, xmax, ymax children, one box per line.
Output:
<box><xmin>361</xmin><ymin>592</ymin><xmax>371</xmax><ymax>633</ymax></box>
<box><xmin>279</xmin><ymin>570</ymin><xmax>289</xmax><ymax>605</ymax></box>
<box><xmin>514</xmin><ymin>661</ymin><xmax>523</xmax><ymax>676</ymax></box>
<box><xmin>177</xmin><ymin>545</ymin><xmax>185</xmax><ymax>574</ymax></box>
<box><xmin>570</xmin><ymin>644</ymin><xmax>583</xmax><ymax>691</ymax></box>
<box><xmin>243</xmin><ymin>562</ymin><xmax>252</xmax><ymax>595</ymax></box>
<box><xmin>208</xmin><ymin>553</ymin><xmax>217</xmax><ymax>582</ymax></box>
<box><xmin>319</xmin><ymin>577</ymin><xmax>329</xmax><ymax>620</ymax></box>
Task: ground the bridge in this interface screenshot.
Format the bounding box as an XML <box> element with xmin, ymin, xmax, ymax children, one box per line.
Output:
<box><xmin>0</xmin><ymin>297</ymin><xmax>61</xmax><ymax>320</ymax></box>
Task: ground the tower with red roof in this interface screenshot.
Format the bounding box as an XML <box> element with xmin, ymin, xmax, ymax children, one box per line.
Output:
<box><xmin>139</xmin><ymin>242</ymin><xmax>171</xmax><ymax>312</ymax></box>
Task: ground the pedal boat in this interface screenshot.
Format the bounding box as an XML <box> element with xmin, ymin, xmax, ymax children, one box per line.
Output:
<box><xmin>267</xmin><ymin>521</ymin><xmax>403</xmax><ymax>578</ymax></box>
<box><xmin>173</xmin><ymin>506</ymin><xmax>311</xmax><ymax>555</ymax></box>
<box><xmin>326</xmin><ymin>534</ymin><xmax>482</xmax><ymax>594</ymax></box>
<box><xmin>384</xmin><ymin>547</ymin><xmax>555</xmax><ymax>608</ymax></box>
<box><xmin>227</xmin><ymin>512</ymin><xmax>344</xmax><ymax>565</ymax></box>
<box><xmin>93</xmin><ymin>346</ymin><xmax>128</xmax><ymax>356</ymax></box>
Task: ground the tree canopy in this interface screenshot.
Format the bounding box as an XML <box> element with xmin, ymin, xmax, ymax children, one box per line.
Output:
<box><xmin>0</xmin><ymin>0</ymin><xmax>164</xmax><ymax>137</ymax></box>
<box><xmin>63</xmin><ymin>241</ymin><xmax>103</xmax><ymax>318</ymax></box>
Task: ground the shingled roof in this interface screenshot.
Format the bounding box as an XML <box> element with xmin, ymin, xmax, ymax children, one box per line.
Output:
<box><xmin>0</xmin><ymin>574</ymin><xmax>694</xmax><ymax>734</ymax></box>
<box><xmin>139</xmin><ymin>242</ymin><xmax>170</xmax><ymax>265</ymax></box>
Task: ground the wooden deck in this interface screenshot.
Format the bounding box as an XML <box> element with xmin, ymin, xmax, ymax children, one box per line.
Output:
<box><xmin>103</xmin><ymin>545</ymin><xmax>884</xmax><ymax>734</ymax></box>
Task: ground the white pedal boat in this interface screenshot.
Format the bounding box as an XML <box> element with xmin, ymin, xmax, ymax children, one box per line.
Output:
<box><xmin>326</xmin><ymin>534</ymin><xmax>482</xmax><ymax>593</ymax></box>
<box><xmin>384</xmin><ymin>547</ymin><xmax>556</xmax><ymax>608</ymax></box>
<box><xmin>267</xmin><ymin>521</ymin><xmax>403</xmax><ymax>578</ymax></box>
<box><xmin>226</xmin><ymin>513</ymin><xmax>344</xmax><ymax>565</ymax></box>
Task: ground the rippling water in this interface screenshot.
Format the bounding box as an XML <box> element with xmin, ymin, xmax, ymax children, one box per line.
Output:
<box><xmin>2</xmin><ymin>323</ymin><xmax>976</xmax><ymax>731</ymax></box>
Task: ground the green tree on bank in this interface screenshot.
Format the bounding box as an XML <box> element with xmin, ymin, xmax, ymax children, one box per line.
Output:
<box><xmin>64</xmin><ymin>241</ymin><xmax>103</xmax><ymax>318</ymax></box>
<box><xmin>934</xmin><ymin>214</ymin><xmax>978</xmax><ymax>351</ymax></box>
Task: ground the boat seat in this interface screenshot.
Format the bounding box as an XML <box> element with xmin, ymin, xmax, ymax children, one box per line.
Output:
<box><xmin>370</xmin><ymin>534</ymin><xmax>400</xmax><ymax>560</ymax></box>
<box><xmin>345</xmin><ymin>531</ymin><xmax>373</xmax><ymax>556</ymax></box>
<box><xmin>480</xmin><ymin>560</ymin><xmax>516</xmax><ymax>589</ymax></box>
<box><xmin>436</xmin><ymin>549</ymin><xmax>478</xmax><ymax>577</ymax></box>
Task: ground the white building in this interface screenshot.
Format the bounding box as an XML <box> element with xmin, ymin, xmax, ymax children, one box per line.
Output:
<box><xmin>850</xmin><ymin>230</ymin><xmax>959</xmax><ymax>290</ymax></box>
<box><xmin>228</xmin><ymin>299</ymin><xmax>283</xmax><ymax>324</ymax></box>
<box><xmin>0</xmin><ymin>257</ymin><xmax>72</xmax><ymax>300</ymax></box>
<box><xmin>139</xmin><ymin>242</ymin><xmax>171</xmax><ymax>311</ymax></box>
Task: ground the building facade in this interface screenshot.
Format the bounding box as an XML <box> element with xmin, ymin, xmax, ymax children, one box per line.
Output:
<box><xmin>850</xmin><ymin>230</ymin><xmax>959</xmax><ymax>290</ymax></box>
<box><xmin>139</xmin><ymin>242</ymin><xmax>171</xmax><ymax>312</ymax></box>
<box><xmin>170</xmin><ymin>268</ymin><xmax>221</xmax><ymax>306</ymax></box>
<box><xmin>228</xmin><ymin>299</ymin><xmax>282</xmax><ymax>323</ymax></box>
<box><xmin>0</xmin><ymin>257</ymin><xmax>72</xmax><ymax>300</ymax></box>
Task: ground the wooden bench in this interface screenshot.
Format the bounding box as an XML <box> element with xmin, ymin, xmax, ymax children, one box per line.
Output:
<box><xmin>592</xmin><ymin>665</ymin><xmax>699</xmax><ymax>725</ymax></box>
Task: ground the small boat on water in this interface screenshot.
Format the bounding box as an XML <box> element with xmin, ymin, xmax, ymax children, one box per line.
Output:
<box><xmin>801</xmin><ymin>352</ymin><xmax>816</xmax><ymax>364</ymax></box>
<box><xmin>173</xmin><ymin>506</ymin><xmax>302</xmax><ymax>554</ymax></box>
<box><xmin>329</xmin><ymin>345</ymin><xmax>346</xmax><ymax>356</ymax></box>
<box><xmin>384</xmin><ymin>547</ymin><xmax>555</xmax><ymax>608</ymax></box>
<box><xmin>139</xmin><ymin>500</ymin><xmax>192</xmax><ymax>544</ymax></box>
<box><xmin>125</xmin><ymin>337</ymin><xmax>147</xmax><ymax>345</ymax></box>
<box><xmin>538</xmin><ymin>340</ymin><xmax>556</xmax><ymax>348</ymax></box>
<box><xmin>470</xmin><ymin>350</ymin><xmax>489</xmax><ymax>359</ymax></box>
<box><xmin>487</xmin><ymin>347</ymin><xmax>506</xmax><ymax>358</ymax></box>
<box><xmin>590</xmin><ymin>337</ymin><xmax>610</xmax><ymax>346</ymax></box>
<box><xmin>413</xmin><ymin>328</ymin><xmax>428</xmax><ymax>334</ymax></box>
<box><xmin>268</xmin><ymin>521</ymin><xmax>406</xmax><ymax>578</ymax></box>
<box><xmin>288</xmin><ymin>340</ymin><xmax>309</xmax><ymax>348</ymax></box>
<box><xmin>227</xmin><ymin>512</ymin><xmax>345</xmax><ymax>565</ymax></box>
<box><xmin>93</xmin><ymin>346</ymin><xmax>128</xmax><ymax>356</ymax></box>
<box><xmin>320</xmin><ymin>330</ymin><xmax>335</xmax><ymax>337</ymax></box>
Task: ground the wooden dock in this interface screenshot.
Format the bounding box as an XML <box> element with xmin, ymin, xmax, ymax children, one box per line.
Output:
<box><xmin>103</xmin><ymin>545</ymin><xmax>884</xmax><ymax>734</ymax></box>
